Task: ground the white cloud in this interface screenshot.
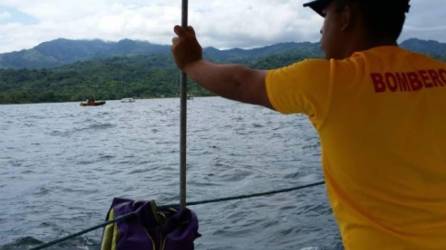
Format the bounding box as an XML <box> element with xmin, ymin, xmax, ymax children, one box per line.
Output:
<box><xmin>400</xmin><ymin>0</ymin><xmax>446</xmax><ymax>41</ymax></box>
<box><xmin>0</xmin><ymin>0</ymin><xmax>183</xmax><ymax>52</ymax></box>
<box><xmin>0</xmin><ymin>0</ymin><xmax>445</xmax><ymax>53</ymax></box>
<box><xmin>0</xmin><ymin>11</ymin><xmax>12</xmax><ymax>20</ymax></box>
<box><xmin>186</xmin><ymin>0</ymin><xmax>323</xmax><ymax>49</ymax></box>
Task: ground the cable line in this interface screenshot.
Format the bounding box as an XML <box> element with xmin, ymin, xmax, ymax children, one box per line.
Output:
<box><xmin>29</xmin><ymin>181</ymin><xmax>325</xmax><ymax>250</ymax></box>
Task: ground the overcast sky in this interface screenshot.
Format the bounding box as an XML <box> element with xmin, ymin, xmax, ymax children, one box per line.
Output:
<box><xmin>0</xmin><ymin>0</ymin><xmax>445</xmax><ymax>53</ymax></box>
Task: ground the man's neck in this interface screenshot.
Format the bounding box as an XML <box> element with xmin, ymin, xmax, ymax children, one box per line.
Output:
<box><xmin>344</xmin><ymin>37</ymin><xmax>398</xmax><ymax>58</ymax></box>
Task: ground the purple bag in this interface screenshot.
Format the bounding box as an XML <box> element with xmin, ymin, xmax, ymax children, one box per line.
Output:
<box><xmin>101</xmin><ymin>198</ymin><xmax>200</xmax><ymax>250</ymax></box>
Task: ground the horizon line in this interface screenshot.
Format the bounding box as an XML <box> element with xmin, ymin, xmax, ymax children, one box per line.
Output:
<box><xmin>0</xmin><ymin>37</ymin><xmax>444</xmax><ymax>55</ymax></box>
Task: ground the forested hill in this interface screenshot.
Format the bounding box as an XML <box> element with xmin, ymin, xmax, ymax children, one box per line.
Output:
<box><xmin>400</xmin><ymin>38</ymin><xmax>446</xmax><ymax>59</ymax></box>
<box><xmin>0</xmin><ymin>48</ymin><xmax>313</xmax><ymax>104</ymax></box>
<box><xmin>0</xmin><ymin>39</ymin><xmax>170</xmax><ymax>69</ymax></box>
<box><xmin>0</xmin><ymin>39</ymin><xmax>322</xmax><ymax>70</ymax></box>
<box><xmin>1</xmin><ymin>38</ymin><xmax>445</xmax><ymax>70</ymax></box>
<box><xmin>0</xmin><ymin>38</ymin><xmax>444</xmax><ymax>104</ymax></box>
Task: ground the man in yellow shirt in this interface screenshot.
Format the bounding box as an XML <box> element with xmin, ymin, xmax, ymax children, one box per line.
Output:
<box><xmin>172</xmin><ymin>0</ymin><xmax>446</xmax><ymax>249</ymax></box>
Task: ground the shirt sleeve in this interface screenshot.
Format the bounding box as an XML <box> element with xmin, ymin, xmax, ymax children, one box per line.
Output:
<box><xmin>265</xmin><ymin>59</ymin><xmax>333</xmax><ymax>124</ymax></box>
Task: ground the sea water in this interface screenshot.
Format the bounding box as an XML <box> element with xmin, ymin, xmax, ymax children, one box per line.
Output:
<box><xmin>0</xmin><ymin>97</ymin><xmax>343</xmax><ymax>250</ymax></box>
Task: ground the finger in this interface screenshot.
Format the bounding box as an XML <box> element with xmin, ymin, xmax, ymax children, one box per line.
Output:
<box><xmin>174</xmin><ymin>25</ymin><xmax>186</xmax><ymax>36</ymax></box>
<box><xmin>186</xmin><ymin>26</ymin><xmax>196</xmax><ymax>36</ymax></box>
<box><xmin>172</xmin><ymin>37</ymin><xmax>179</xmax><ymax>45</ymax></box>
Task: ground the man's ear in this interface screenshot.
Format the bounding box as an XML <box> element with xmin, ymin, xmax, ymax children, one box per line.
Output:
<box><xmin>340</xmin><ymin>5</ymin><xmax>353</xmax><ymax>31</ymax></box>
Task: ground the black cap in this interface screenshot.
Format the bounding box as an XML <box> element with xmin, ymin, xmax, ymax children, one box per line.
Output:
<box><xmin>303</xmin><ymin>0</ymin><xmax>411</xmax><ymax>17</ymax></box>
<box><xmin>303</xmin><ymin>0</ymin><xmax>332</xmax><ymax>17</ymax></box>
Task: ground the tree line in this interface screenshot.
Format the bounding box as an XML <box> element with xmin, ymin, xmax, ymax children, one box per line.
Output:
<box><xmin>0</xmin><ymin>50</ymin><xmax>309</xmax><ymax>104</ymax></box>
<box><xmin>1</xmin><ymin>51</ymin><xmax>441</xmax><ymax>104</ymax></box>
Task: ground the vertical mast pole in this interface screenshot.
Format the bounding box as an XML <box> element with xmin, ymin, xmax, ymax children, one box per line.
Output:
<box><xmin>180</xmin><ymin>0</ymin><xmax>188</xmax><ymax>208</ymax></box>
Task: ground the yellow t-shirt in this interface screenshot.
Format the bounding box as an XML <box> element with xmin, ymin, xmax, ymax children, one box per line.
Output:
<box><xmin>266</xmin><ymin>46</ymin><xmax>446</xmax><ymax>250</ymax></box>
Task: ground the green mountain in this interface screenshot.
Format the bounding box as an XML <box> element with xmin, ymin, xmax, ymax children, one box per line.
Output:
<box><xmin>204</xmin><ymin>42</ymin><xmax>322</xmax><ymax>62</ymax></box>
<box><xmin>0</xmin><ymin>49</ymin><xmax>312</xmax><ymax>104</ymax></box>
<box><xmin>400</xmin><ymin>38</ymin><xmax>446</xmax><ymax>59</ymax></box>
<box><xmin>0</xmin><ymin>38</ymin><xmax>323</xmax><ymax>70</ymax></box>
<box><xmin>1</xmin><ymin>38</ymin><xmax>445</xmax><ymax>70</ymax></box>
<box><xmin>0</xmin><ymin>39</ymin><xmax>170</xmax><ymax>69</ymax></box>
<box><xmin>0</xmin><ymin>38</ymin><xmax>444</xmax><ymax>104</ymax></box>
<box><xmin>0</xmin><ymin>55</ymin><xmax>184</xmax><ymax>103</ymax></box>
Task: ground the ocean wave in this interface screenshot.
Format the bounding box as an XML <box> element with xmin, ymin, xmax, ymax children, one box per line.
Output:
<box><xmin>1</xmin><ymin>97</ymin><xmax>340</xmax><ymax>250</ymax></box>
<box><xmin>49</xmin><ymin>123</ymin><xmax>116</xmax><ymax>137</ymax></box>
<box><xmin>77</xmin><ymin>123</ymin><xmax>116</xmax><ymax>131</ymax></box>
<box><xmin>0</xmin><ymin>236</ymin><xmax>100</xmax><ymax>250</ymax></box>
<box><xmin>0</xmin><ymin>237</ymin><xmax>43</xmax><ymax>250</ymax></box>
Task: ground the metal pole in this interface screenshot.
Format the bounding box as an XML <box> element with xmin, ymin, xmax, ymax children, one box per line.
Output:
<box><xmin>180</xmin><ymin>0</ymin><xmax>188</xmax><ymax>208</ymax></box>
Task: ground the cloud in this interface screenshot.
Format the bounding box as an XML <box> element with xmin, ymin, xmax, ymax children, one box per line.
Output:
<box><xmin>0</xmin><ymin>0</ymin><xmax>182</xmax><ymax>52</ymax></box>
<box><xmin>0</xmin><ymin>0</ymin><xmax>445</xmax><ymax>53</ymax></box>
<box><xmin>189</xmin><ymin>0</ymin><xmax>322</xmax><ymax>49</ymax></box>
<box><xmin>0</xmin><ymin>11</ymin><xmax>12</xmax><ymax>20</ymax></box>
<box><xmin>399</xmin><ymin>0</ymin><xmax>446</xmax><ymax>41</ymax></box>
<box><xmin>0</xmin><ymin>5</ymin><xmax>38</xmax><ymax>25</ymax></box>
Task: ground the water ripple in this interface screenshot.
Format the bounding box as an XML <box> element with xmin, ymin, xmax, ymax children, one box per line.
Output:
<box><xmin>0</xmin><ymin>98</ymin><xmax>340</xmax><ymax>250</ymax></box>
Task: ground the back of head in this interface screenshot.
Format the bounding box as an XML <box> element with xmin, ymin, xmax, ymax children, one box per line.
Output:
<box><xmin>337</xmin><ymin>0</ymin><xmax>411</xmax><ymax>41</ymax></box>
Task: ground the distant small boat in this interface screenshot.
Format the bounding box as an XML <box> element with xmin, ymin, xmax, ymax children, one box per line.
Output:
<box><xmin>121</xmin><ymin>98</ymin><xmax>135</xmax><ymax>103</ymax></box>
<box><xmin>80</xmin><ymin>99</ymin><xmax>106</xmax><ymax>106</ymax></box>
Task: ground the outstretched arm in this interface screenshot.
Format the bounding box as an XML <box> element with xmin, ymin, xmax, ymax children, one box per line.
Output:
<box><xmin>183</xmin><ymin>60</ymin><xmax>272</xmax><ymax>108</ymax></box>
<box><xmin>171</xmin><ymin>25</ymin><xmax>273</xmax><ymax>109</ymax></box>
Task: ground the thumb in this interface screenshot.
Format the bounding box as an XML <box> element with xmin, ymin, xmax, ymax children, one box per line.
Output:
<box><xmin>186</xmin><ymin>26</ymin><xmax>196</xmax><ymax>36</ymax></box>
<box><xmin>174</xmin><ymin>25</ymin><xmax>186</xmax><ymax>36</ymax></box>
